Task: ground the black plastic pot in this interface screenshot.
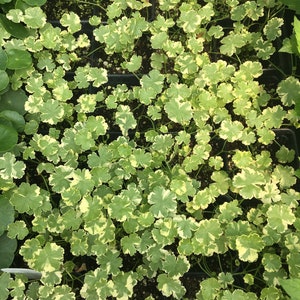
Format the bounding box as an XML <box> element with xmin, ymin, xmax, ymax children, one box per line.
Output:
<box><xmin>106</xmin><ymin>74</ymin><xmax>141</xmax><ymax>87</ymax></box>
<box><xmin>258</xmin><ymin>68</ymin><xmax>284</xmax><ymax>88</ymax></box>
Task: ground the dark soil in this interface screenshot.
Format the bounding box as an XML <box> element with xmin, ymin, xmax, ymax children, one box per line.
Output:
<box><xmin>43</xmin><ymin>0</ymin><xmax>100</xmax><ymax>21</ymax></box>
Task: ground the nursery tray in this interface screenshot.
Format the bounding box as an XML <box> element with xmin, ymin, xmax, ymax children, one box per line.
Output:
<box><xmin>44</xmin><ymin>0</ymin><xmax>156</xmax><ymax>23</ymax></box>
<box><xmin>106</xmin><ymin>74</ymin><xmax>141</xmax><ymax>87</ymax></box>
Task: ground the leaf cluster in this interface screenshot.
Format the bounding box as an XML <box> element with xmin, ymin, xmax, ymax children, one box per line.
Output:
<box><xmin>0</xmin><ymin>0</ymin><xmax>300</xmax><ymax>299</ymax></box>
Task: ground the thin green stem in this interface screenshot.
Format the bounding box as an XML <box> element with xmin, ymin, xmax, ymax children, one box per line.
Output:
<box><xmin>76</xmin><ymin>0</ymin><xmax>106</xmax><ymax>12</ymax></box>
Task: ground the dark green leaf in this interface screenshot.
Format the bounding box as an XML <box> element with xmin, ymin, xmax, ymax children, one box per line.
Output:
<box><xmin>0</xmin><ymin>88</ymin><xmax>27</xmax><ymax>115</ymax></box>
<box><xmin>294</xmin><ymin>16</ymin><xmax>300</xmax><ymax>54</ymax></box>
<box><xmin>0</xmin><ymin>0</ymin><xmax>12</xmax><ymax>4</ymax></box>
<box><xmin>295</xmin><ymin>96</ymin><xmax>300</xmax><ymax>117</ymax></box>
<box><xmin>0</xmin><ymin>49</ymin><xmax>8</xmax><ymax>70</ymax></box>
<box><xmin>15</xmin><ymin>0</ymin><xmax>31</xmax><ymax>10</ymax></box>
<box><xmin>279</xmin><ymin>278</ymin><xmax>300</xmax><ymax>300</ymax></box>
<box><xmin>0</xmin><ymin>14</ymin><xmax>29</xmax><ymax>39</ymax></box>
<box><xmin>6</xmin><ymin>49</ymin><xmax>32</xmax><ymax>70</ymax></box>
<box><xmin>0</xmin><ymin>124</ymin><xmax>18</xmax><ymax>152</ymax></box>
<box><xmin>0</xmin><ymin>70</ymin><xmax>9</xmax><ymax>91</ymax></box>
<box><xmin>0</xmin><ymin>194</ymin><xmax>14</xmax><ymax>236</ymax></box>
<box><xmin>0</xmin><ymin>272</ymin><xmax>11</xmax><ymax>300</ymax></box>
<box><xmin>0</xmin><ymin>110</ymin><xmax>25</xmax><ymax>132</ymax></box>
<box><xmin>23</xmin><ymin>0</ymin><xmax>46</xmax><ymax>6</ymax></box>
<box><xmin>0</xmin><ymin>233</ymin><xmax>17</xmax><ymax>268</ymax></box>
<box><xmin>279</xmin><ymin>0</ymin><xmax>300</xmax><ymax>14</ymax></box>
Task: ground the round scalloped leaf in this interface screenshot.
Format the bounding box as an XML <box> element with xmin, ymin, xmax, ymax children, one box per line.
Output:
<box><xmin>115</xmin><ymin>105</ymin><xmax>136</xmax><ymax>136</ymax></box>
<box><xmin>220</xmin><ymin>33</ymin><xmax>248</xmax><ymax>56</ymax></box>
<box><xmin>0</xmin><ymin>152</ymin><xmax>25</xmax><ymax>180</ymax></box>
<box><xmin>7</xmin><ymin>220</ymin><xmax>29</xmax><ymax>240</ymax></box>
<box><xmin>0</xmin><ymin>124</ymin><xmax>18</xmax><ymax>152</ymax></box>
<box><xmin>0</xmin><ymin>233</ymin><xmax>17</xmax><ymax>268</ymax></box>
<box><xmin>276</xmin><ymin>145</ymin><xmax>295</xmax><ymax>164</ymax></box>
<box><xmin>161</xmin><ymin>253</ymin><xmax>190</xmax><ymax>277</ymax></box>
<box><xmin>236</xmin><ymin>233</ymin><xmax>265</xmax><ymax>262</ymax></box>
<box><xmin>148</xmin><ymin>186</ymin><xmax>177</xmax><ymax>218</ymax></box>
<box><xmin>262</xmin><ymin>253</ymin><xmax>282</xmax><ymax>273</ymax></box>
<box><xmin>60</xmin><ymin>12</ymin><xmax>81</xmax><ymax>33</ymax></box>
<box><xmin>219</xmin><ymin>120</ymin><xmax>244</xmax><ymax>142</ymax></box>
<box><xmin>193</xmin><ymin>219</ymin><xmax>224</xmax><ymax>255</ymax></box>
<box><xmin>277</xmin><ymin>76</ymin><xmax>300</xmax><ymax>106</ymax></box>
<box><xmin>165</xmin><ymin>99</ymin><xmax>193</xmax><ymax>125</ymax></box>
<box><xmin>30</xmin><ymin>242</ymin><xmax>64</xmax><ymax>273</ymax></box>
<box><xmin>266</xmin><ymin>204</ymin><xmax>296</xmax><ymax>233</ymax></box>
<box><xmin>232</xmin><ymin>168</ymin><xmax>266</xmax><ymax>199</ymax></box>
<box><xmin>157</xmin><ymin>274</ymin><xmax>186</xmax><ymax>299</ymax></box>
<box><xmin>124</xmin><ymin>54</ymin><xmax>142</xmax><ymax>72</ymax></box>
<box><xmin>23</xmin><ymin>6</ymin><xmax>46</xmax><ymax>28</ymax></box>
<box><xmin>264</xmin><ymin>17</ymin><xmax>283</xmax><ymax>41</ymax></box>
<box><xmin>6</xmin><ymin>49</ymin><xmax>32</xmax><ymax>70</ymax></box>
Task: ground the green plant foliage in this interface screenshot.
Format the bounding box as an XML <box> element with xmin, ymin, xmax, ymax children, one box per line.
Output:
<box><xmin>24</xmin><ymin>0</ymin><xmax>47</xmax><ymax>5</ymax></box>
<box><xmin>279</xmin><ymin>278</ymin><xmax>300</xmax><ymax>300</ymax></box>
<box><xmin>6</xmin><ymin>49</ymin><xmax>32</xmax><ymax>70</ymax></box>
<box><xmin>0</xmin><ymin>0</ymin><xmax>299</xmax><ymax>298</ymax></box>
<box><xmin>10</xmin><ymin>182</ymin><xmax>51</xmax><ymax>214</ymax></box>
<box><xmin>193</xmin><ymin>218</ymin><xmax>224</xmax><ymax>255</ymax></box>
<box><xmin>0</xmin><ymin>152</ymin><xmax>25</xmax><ymax>180</ymax></box>
<box><xmin>157</xmin><ymin>273</ymin><xmax>186</xmax><ymax>299</ymax></box>
<box><xmin>236</xmin><ymin>233</ymin><xmax>265</xmax><ymax>262</ymax></box>
<box><xmin>60</xmin><ymin>12</ymin><xmax>81</xmax><ymax>33</ymax></box>
<box><xmin>0</xmin><ymin>193</ymin><xmax>14</xmax><ymax>236</ymax></box>
<box><xmin>115</xmin><ymin>105</ymin><xmax>136</xmax><ymax>136</ymax></box>
<box><xmin>0</xmin><ymin>89</ymin><xmax>28</xmax><ymax>116</ymax></box>
<box><xmin>7</xmin><ymin>220</ymin><xmax>29</xmax><ymax>240</ymax></box>
<box><xmin>0</xmin><ymin>233</ymin><xmax>17</xmax><ymax>268</ymax></box>
<box><xmin>267</xmin><ymin>204</ymin><xmax>296</xmax><ymax>233</ymax></box>
<box><xmin>0</xmin><ymin>13</ymin><xmax>29</xmax><ymax>38</ymax></box>
<box><xmin>0</xmin><ymin>123</ymin><xmax>17</xmax><ymax>152</ymax></box>
<box><xmin>0</xmin><ymin>69</ymin><xmax>9</xmax><ymax>91</ymax></box>
<box><xmin>21</xmin><ymin>240</ymin><xmax>64</xmax><ymax>274</ymax></box>
<box><xmin>232</xmin><ymin>168</ymin><xmax>266</xmax><ymax>199</ymax></box>
<box><xmin>123</xmin><ymin>54</ymin><xmax>142</xmax><ymax>72</ymax></box>
<box><xmin>93</xmin><ymin>12</ymin><xmax>148</xmax><ymax>54</ymax></box>
<box><xmin>139</xmin><ymin>69</ymin><xmax>165</xmax><ymax>104</ymax></box>
<box><xmin>0</xmin><ymin>109</ymin><xmax>25</xmax><ymax>152</ymax></box>
<box><xmin>293</xmin><ymin>16</ymin><xmax>300</xmax><ymax>53</ymax></box>
<box><xmin>279</xmin><ymin>0</ymin><xmax>300</xmax><ymax>14</ymax></box>
<box><xmin>277</xmin><ymin>76</ymin><xmax>300</xmax><ymax>106</ymax></box>
<box><xmin>0</xmin><ymin>272</ymin><xmax>11</xmax><ymax>300</ymax></box>
<box><xmin>0</xmin><ymin>110</ymin><xmax>25</xmax><ymax>132</ymax></box>
<box><xmin>148</xmin><ymin>186</ymin><xmax>177</xmax><ymax>218</ymax></box>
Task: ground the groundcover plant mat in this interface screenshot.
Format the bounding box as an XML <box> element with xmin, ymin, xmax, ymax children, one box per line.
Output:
<box><xmin>1</xmin><ymin>0</ymin><xmax>300</xmax><ymax>299</ymax></box>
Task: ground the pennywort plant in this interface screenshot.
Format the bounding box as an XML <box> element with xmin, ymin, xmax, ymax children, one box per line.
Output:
<box><xmin>1</xmin><ymin>0</ymin><xmax>300</xmax><ymax>299</ymax></box>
